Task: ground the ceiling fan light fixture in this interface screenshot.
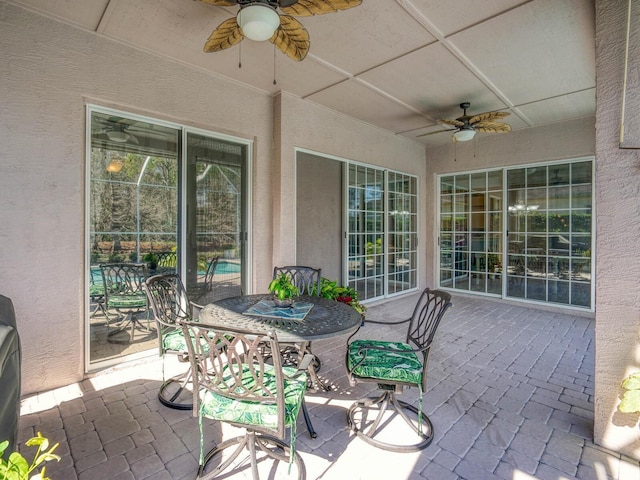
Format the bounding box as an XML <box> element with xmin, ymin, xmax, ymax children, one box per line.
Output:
<box><xmin>106</xmin><ymin>130</ymin><xmax>130</xmax><ymax>143</ymax></box>
<box><xmin>106</xmin><ymin>158</ymin><xmax>124</xmax><ymax>173</ymax></box>
<box><xmin>453</xmin><ymin>128</ymin><xmax>476</xmax><ymax>142</ymax></box>
<box><xmin>237</xmin><ymin>4</ymin><xmax>280</xmax><ymax>42</ymax></box>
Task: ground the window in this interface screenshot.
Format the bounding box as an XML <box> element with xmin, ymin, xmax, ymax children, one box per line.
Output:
<box><xmin>438</xmin><ymin>159</ymin><xmax>593</xmax><ymax>309</ymax></box>
<box><xmin>348</xmin><ymin>165</ymin><xmax>417</xmax><ymax>301</ymax></box>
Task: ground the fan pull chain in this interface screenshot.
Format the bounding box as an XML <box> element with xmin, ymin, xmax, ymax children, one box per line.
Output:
<box><xmin>238</xmin><ymin>42</ymin><xmax>242</xmax><ymax>69</ymax></box>
<box><xmin>273</xmin><ymin>44</ymin><xmax>277</xmax><ymax>85</ymax></box>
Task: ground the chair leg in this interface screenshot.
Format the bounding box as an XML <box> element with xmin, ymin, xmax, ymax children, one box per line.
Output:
<box><xmin>158</xmin><ymin>367</ymin><xmax>193</xmax><ymax>410</ymax></box>
<box><xmin>347</xmin><ymin>390</ymin><xmax>434</xmax><ymax>453</ymax></box>
<box><xmin>198</xmin><ymin>432</ymin><xmax>306</xmax><ymax>480</ymax></box>
<box><xmin>107</xmin><ymin>311</ymin><xmax>155</xmax><ymax>344</ymax></box>
<box><xmin>301</xmin><ymin>400</ymin><xmax>317</xmax><ymax>439</ymax></box>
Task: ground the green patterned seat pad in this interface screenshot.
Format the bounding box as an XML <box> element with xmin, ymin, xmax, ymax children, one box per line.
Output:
<box><xmin>200</xmin><ymin>364</ymin><xmax>306</xmax><ymax>429</ymax></box>
<box><xmin>89</xmin><ymin>284</ymin><xmax>104</xmax><ymax>297</ymax></box>
<box><xmin>348</xmin><ymin>340</ymin><xmax>422</xmax><ymax>385</ymax></box>
<box><xmin>163</xmin><ymin>328</ymin><xmax>189</xmax><ymax>351</ymax></box>
<box><xmin>107</xmin><ymin>294</ymin><xmax>146</xmax><ymax>309</ymax></box>
<box><xmin>162</xmin><ymin>328</ymin><xmax>211</xmax><ymax>354</ymax></box>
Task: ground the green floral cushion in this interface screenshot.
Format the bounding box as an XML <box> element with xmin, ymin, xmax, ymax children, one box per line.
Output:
<box><xmin>162</xmin><ymin>328</ymin><xmax>212</xmax><ymax>355</ymax></box>
<box><xmin>200</xmin><ymin>364</ymin><xmax>306</xmax><ymax>429</ymax></box>
<box><xmin>163</xmin><ymin>328</ymin><xmax>189</xmax><ymax>352</ymax></box>
<box><xmin>348</xmin><ymin>340</ymin><xmax>422</xmax><ymax>385</ymax></box>
<box><xmin>107</xmin><ymin>294</ymin><xmax>146</xmax><ymax>309</ymax></box>
<box><xmin>89</xmin><ymin>284</ymin><xmax>104</xmax><ymax>297</ymax></box>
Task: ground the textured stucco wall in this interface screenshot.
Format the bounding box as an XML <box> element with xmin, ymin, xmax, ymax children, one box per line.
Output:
<box><xmin>296</xmin><ymin>152</ymin><xmax>342</xmax><ymax>281</ymax></box>
<box><xmin>424</xmin><ymin>117</ymin><xmax>595</xmax><ymax>288</ymax></box>
<box><xmin>0</xmin><ymin>3</ymin><xmax>429</xmax><ymax>395</ymax></box>
<box><xmin>594</xmin><ymin>0</ymin><xmax>640</xmax><ymax>458</ymax></box>
<box><xmin>273</xmin><ymin>92</ymin><xmax>428</xmax><ymax>285</ymax></box>
<box><xmin>0</xmin><ymin>3</ymin><xmax>274</xmax><ymax>394</ymax></box>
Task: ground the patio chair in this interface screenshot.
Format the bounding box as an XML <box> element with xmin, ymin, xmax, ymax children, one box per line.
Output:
<box><xmin>183</xmin><ymin>322</ymin><xmax>309</xmax><ymax>480</ymax></box>
<box><xmin>272</xmin><ymin>266</ymin><xmax>322</xmax><ymax>439</ymax></box>
<box><xmin>89</xmin><ymin>266</ymin><xmax>107</xmax><ymax>319</ymax></box>
<box><xmin>100</xmin><ymin>263</ymin><xmax>153</xmax><ymax>344</ymax></box>
<box><xmin>144</xmin><ymin>274</ymin><xmax>201</xmax><ymax>410</ymax></box>
<box><xmin>272</xmin><ymin>266</ymin><xmax>322</xmax><ymax>368</ymax></box>
<box><xmin>191</xmin><ymin>256</ymin><xmax>219</xmax><ymax>304</ymax></box>
<box><xmin>346</xmin><ymin>288</ymin><xmax>452</xmax><ymax>452</ymax></box>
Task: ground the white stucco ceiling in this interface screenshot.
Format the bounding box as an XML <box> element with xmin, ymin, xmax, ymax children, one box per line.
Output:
<box><xmin>9</xmin><ymin>0</ymin><xmax>595</xmax><ymax>146</ymax></box>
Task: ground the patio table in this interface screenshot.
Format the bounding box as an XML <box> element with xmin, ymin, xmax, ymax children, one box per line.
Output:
<box><xmin>199</xmin><ymin>293</ymin><xmax>363</xmax><ymax>438</ymax></box>
<box><xmin>200</xmin><ymin>294</ymin><xmax>362</xmax><ymax>344</ymax></box>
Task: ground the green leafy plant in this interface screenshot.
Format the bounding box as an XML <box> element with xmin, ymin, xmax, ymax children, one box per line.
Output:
<box><xmin>0</xmin><ymin>433</ymin><xmax>60</xmax><ymax>480</ymax></box>
<box><xmin>317</xmin><ymin>277</ymin><xmax>367</xmax><ymax>316</ymax></box>
<box><xmin>619</xmin><ymin>372</ymin><xmax>640</xmax><ymax>414</ymax></box>
<box><xmin>268</xmin><ymin>273</ymin><xmax>299</xmax><ymax>301</ymax></box>
<box><xmin>142</xmin><ymin>252</ymin><xmax>159</xmax><ymax>269</ymax></box>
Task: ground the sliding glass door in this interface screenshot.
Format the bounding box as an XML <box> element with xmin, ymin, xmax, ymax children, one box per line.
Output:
<box><xmin>505</xmin><ymin>161</ymin><xmax>592</xmax><ymax>307</ymax></box>
<box><xmin>439</xmin><ymin>171</ymin><xmax>503</xmax><ymax>294</ymax></box>
<box><xmin>88</xmin><ymin>110</ymin><xmax>179</xmax><ymax>365</ymax></box>
<box><xmin>184</xmin><ymin>131</ymin><xmax>246</xmax><ymax>304</ymax></box>
<box><xmin>87</xmin><ymin>107</ymin><xmax>250</xmax><ymax>369</ymax></box>
<box><xmin>437</xmin><ymin>158</ymin><xmax>593</xmax><ymax>309</ymax></box>
<box><xmin>347</xmin><ymin>164</ymin><xmax>417</xmax><ymax>301</ymax></box>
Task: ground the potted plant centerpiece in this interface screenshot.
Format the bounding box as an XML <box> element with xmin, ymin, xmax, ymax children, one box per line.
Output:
<box><xmin>268</xmin><ymin>273</ymin><xmax>299</xmax><ymax>308</ymax></box>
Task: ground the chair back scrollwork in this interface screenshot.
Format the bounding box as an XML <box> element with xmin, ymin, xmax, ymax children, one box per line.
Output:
<box><xmin>406</xmin><ymin>288</ymin><xmax>452</xmax><ymax>390</ymax></box>
<box><xmin>145</xmin><ymin>274</ymin><xmax>192</xmax><ymax>328</ymax></box>
<box><xmin>272</xmin><ymin>266</ymin><xmax>322</xmax><ymax>297</ymax></box>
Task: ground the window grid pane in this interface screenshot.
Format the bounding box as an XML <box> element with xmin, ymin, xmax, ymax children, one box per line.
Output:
<box><xmin>439</xmin><ymin>170</ymin><xmax>503</xmax><ymax>295</ymax></box>
<box><xmin>348</xmin><ymin>166</ymin><xmax>417</xmax><ymax>301</ymax></box>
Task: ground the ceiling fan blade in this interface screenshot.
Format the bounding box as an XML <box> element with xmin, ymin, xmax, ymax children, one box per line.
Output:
<box><xmin>439</xmin><ymin>118</ymin><xmax>465</xmax><ymax>128</ymax></box>
<box><xmin>269</xmin><ymin>15</ymin><xmax>310</xmax><ymax>61</ymax></box>
<box><xmin>128</xmin><ymin>132</ymin><xmax>140</xmax><ymax>145</ymax></box>
<box><xmin>416</xmin><ymin>128</ymin><xmax>456</xmax><ymax>138</ymax></box>
<box><xmin>198</xmin><ymin>0</ymin><xmax>237</xmax><ymax>6</ymax></box>
<box><xmin>281</xmin><ymin>0</ymin><xmax>362</xmax><ymax>17</ymax></box>
<box><xmin>468</xmin><ymin>111</ymin><xmax>510</xmax><ymax>125</ymax></box>
<box><xmin>474</xmin><ymin>122</ymin><xmax>512</xmax><ymax>133</ymax></box>
<box><xmin>203</xmin><ymin>17</ymin><xmax>244</xmax><ymax>53</ymax></box>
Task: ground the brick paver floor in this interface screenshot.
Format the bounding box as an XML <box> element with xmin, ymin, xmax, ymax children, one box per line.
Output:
<box><xmin>17</xmin><ymin>292</ymin><xmax>640</xmax><ymax>479</ymax></box>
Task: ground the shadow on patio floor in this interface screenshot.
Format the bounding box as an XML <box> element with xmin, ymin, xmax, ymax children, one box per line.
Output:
<box><xmin>18</xmin><ymin>292</ymin><xmax>640</xmax><ymax>479</ymax></box>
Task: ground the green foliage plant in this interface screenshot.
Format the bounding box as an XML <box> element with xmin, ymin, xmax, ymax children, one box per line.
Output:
<box><xmin>619</xmin><ymin>372</ymin><xmax>640</xmax><ymax>414</ymax></box>
<box><xmin>268</xmin><ymin>273</ymin><xmax>299</xmax><ymax>301</ymax></box>
<box><xmin>317</xmin><ymin>277</ymin><xmax>367</xmax><ymax>316</ymax></box>
<box><xmin>142</xmin><ymin>252</ymin><xmax>159</xmax><ymax>269</ymax></box>
<box><xmin>0</xmin><ymin>433</ymin><xmax>60</xmax><ymax>480</ymax></box>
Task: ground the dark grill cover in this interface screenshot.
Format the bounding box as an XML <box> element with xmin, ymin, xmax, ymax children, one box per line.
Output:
<box><xmin>0</xmin><ymin>295</ymin><xmax>20</xmax><ymax>455</ymax></box>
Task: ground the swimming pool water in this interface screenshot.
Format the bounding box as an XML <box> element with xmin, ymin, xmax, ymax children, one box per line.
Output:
<box><xmin>215</xmin><ymin>260</ymin><xmax>241</xmax><ymax>275</ymax></box>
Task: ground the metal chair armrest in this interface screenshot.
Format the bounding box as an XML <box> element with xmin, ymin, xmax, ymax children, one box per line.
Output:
<box><xmin>362</xmin><ymin>317</ymin><xmax>411</xmax><ymax>326</ymax></box>
<box><xmin>190</xmin><ymin>301</ymin><xmax>204</xmax><ymax>318</ymax></box>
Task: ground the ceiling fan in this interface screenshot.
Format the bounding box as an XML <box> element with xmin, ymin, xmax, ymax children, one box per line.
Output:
<box><xmin>94</xmin><ymin>118</ymin><xmax>140</xmax><ymax>144</ymax></box>
<box><xmin>198</xmin><ymin>0</ymin><xmax>363</xmax><ymax>61</ymax></box>
<box><xmin>418</xmin><ymin>102</ymin><xmax>512</xmax><ymax>142</ymax></box>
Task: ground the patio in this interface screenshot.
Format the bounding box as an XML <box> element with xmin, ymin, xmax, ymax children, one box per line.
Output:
<box><xmin>18</xmin><ymin>292</ymin><xmax>639</xmax><ymax>480</ymax></box>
